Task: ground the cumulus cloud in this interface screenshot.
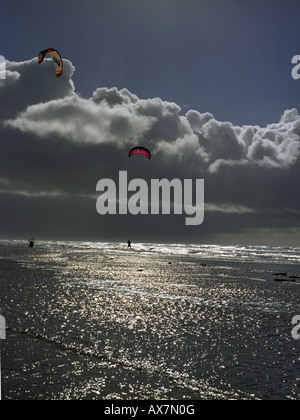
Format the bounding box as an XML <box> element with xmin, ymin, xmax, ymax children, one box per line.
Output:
<box><xmin>1</xmin><ymin>57</ymin><xmax>300</xmax><ymax>242</ymax></box>
<box><xmin>184</xmin><ymin>108</ymin><xmax>300</xmax><ymax>173</ymax></box>
<box><xmin>0</xmin><ymin>59</ymin><xmax>75</xmax><ymax>120</ymax></box>
<box><xmin>5</xmin><ymin>94</ymin><xmax>154</xmax><ymax>147</ymax></box>
<box><xmin>3</xmin><ymin>60</ymin><xmax>300</xmax><ymax>173</ymax></box>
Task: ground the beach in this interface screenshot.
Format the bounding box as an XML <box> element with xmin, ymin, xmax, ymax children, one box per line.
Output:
<box><xmin>1</xmin><ymin>240</ymin><xmax>300</xmax><ymax>400</ymax></box>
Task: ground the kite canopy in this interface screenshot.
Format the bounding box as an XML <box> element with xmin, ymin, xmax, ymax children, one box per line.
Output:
<box><xmin>128</xmin><ymin>146</ymin><xmax>151</xmax><ymax>160</ymax></box>
<box><xmin>38</xmin><ymin>48</ymin><xmax>63</xmax><ymax>77</ymax></box>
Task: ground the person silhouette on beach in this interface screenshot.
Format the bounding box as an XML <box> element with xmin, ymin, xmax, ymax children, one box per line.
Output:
<box><xmin>127</xmin><ymin>240</ymin><xmax>132</xmax><ymax>249</ymax></box>
<box><xmin>28</xmin><ymin>237</ymin><xmax>35</xmax><ymax>248</ymax></box>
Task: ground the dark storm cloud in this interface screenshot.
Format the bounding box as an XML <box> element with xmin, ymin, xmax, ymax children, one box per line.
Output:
<box><xmin>1</xmin><ymin>58</ymin><xmax>300</xmax><ymax>242</ymax></box>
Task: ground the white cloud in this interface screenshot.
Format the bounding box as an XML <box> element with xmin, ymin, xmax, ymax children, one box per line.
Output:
<box><xmin>183</xmin><ymin>109</ymin><xmax>300</xmax><ymax>171</ymax></box>
<box><xmin>0</xmin><ymin>59</ymin><xmax>75</xmax><ymax>120</ymax></box>
<box><xmin>3</xmin><ymin>59</ymin><xmax>300</xmax><ymax>174</ymax></box>
<box><xmin>205</xmin><ymin>203</ymin><xmax>255</xmax><ymax>214</ymax></box>
<box><xmin>5</xmin><ymin>94</ymin><xmax>155</xmax><ymax>147</ymax></box>
<box><xmin>208</xmin><ymin>158</ymin><xmax>248</xmax><ymax>174</ymax></box>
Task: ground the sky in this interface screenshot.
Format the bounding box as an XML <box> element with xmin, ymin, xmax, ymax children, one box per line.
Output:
<box><xmin>0</xmin><ymin>0</ymin><xmax>300</xmax><ymax>245</ymax></box>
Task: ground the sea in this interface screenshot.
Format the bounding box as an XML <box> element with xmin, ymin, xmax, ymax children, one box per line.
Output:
<box><xmin>0</xmin><ymin>240</ymin><xmax>300</xmax><ymax>400</ymax></box>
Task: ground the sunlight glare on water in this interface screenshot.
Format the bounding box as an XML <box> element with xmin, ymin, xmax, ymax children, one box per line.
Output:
<box><xmin>1</xmin><ymin>241</ymin><xmax>300</xmax><ymax>400</ymax></box>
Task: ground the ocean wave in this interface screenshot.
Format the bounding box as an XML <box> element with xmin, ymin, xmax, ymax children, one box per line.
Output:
<box><xmin>1</xmin><ymin>240</ymin><xmax>299</xmax><ymax>265</ymax></box>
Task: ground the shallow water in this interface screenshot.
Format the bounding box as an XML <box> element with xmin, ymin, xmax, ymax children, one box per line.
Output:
<box><xmin>1</xmin><ymin>241</ymin><xmax>300</xmax><ymax>400</ymax></box>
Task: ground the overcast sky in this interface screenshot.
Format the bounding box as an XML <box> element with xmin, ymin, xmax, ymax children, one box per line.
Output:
<box><xmin>0</xmin><ymin>0</ymin><xmax>300</xmax><ymax>245</ymax></box>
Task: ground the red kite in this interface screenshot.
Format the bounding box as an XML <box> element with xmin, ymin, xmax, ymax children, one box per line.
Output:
<box><xmin>129</xmin><ymin>146</ymin><xmax>151</xmax><ymax>160</ymax></box>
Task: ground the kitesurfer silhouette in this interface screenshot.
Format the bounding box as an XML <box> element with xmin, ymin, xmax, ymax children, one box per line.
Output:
<box><xmin>28</xmin><ymin>237</ymin><xmax>35</xmax><ymax>248</ymax></box>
